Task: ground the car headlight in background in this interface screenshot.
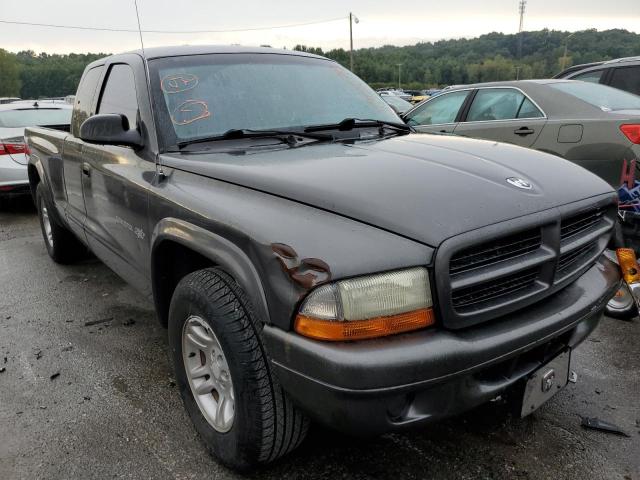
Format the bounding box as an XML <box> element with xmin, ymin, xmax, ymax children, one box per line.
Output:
<box><xmin>294</xmin><ymin>267</ymin><xmax>435</xmax><ymax>341</ymax></box>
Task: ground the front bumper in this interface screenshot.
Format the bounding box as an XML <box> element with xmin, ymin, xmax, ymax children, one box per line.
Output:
<box><xmin>0</xmin><ymin>154</ymin><xmax>29</xmax><ymax>193</ymax></box>
<box><xmin>263</xmin><ymin>256</ymin><xmax>620</xmax><ymax>435</ymax></box>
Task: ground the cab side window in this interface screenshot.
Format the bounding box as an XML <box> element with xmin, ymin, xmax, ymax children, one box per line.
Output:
<box><xmin>609</xmin><ymin>66</ymin><xmax>640</xmax><ymax>96</ymax></box>
<box><xmin>572</xmin><ymin>69</ymin><xmax>605</xmax><ymax>84</ymax></box>
<box><xmin>71</xmin><ymin>66</ymin><xmax>103</xmax><ymax>137</ymax></box>
<box><xmin>466</xmin><ymin>88</ymin><xmax>543</xmax><ymax>122</ymax></box>
<box><xmin>98</xmin><ymin>64</ymin><xmax>139</xmax><ymax>130</ymax></box>
<box><xmin>405</xmin><ymin>90</ymin><xmax>468</xmax><ymax>126</ymax></box>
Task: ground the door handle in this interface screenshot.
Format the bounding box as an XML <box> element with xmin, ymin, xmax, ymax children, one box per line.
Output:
<box><xmin>82</xmin><ymin>162</ymin><xmax>91</xmax><ymax>177</ymax></box>
<box><xmin>514</xmin><ymin>127</ymin><xmax>535</xmax><ymax>136</ymax></box>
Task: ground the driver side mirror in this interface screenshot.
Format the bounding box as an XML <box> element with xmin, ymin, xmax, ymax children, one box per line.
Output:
<box><xmin>79</xmin><ymin>113</ymin><xmax>144</xmax><ymax>149</ymax></box>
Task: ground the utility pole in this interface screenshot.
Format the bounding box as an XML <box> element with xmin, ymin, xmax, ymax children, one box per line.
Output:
<box><xmin>397</xmin><ymin>63</ymin><xmax>403</xmax><ymax>89</ymax></box>
<box><xmin>561</xmin><ymin>32</ymin><xmax>577</xmax><ymax>71</ymax></box>
<box><xmin>517</xmin><ymin>0</ymin><xmax>526</xmax><ymax>59</ymax></box>
<box><xmin>349</xmin><ymin>13</ymin><xmax>359</xmax><ymax>72</ymax></box>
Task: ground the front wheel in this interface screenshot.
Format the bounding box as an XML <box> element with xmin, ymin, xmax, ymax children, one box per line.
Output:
<box><xmin>168</xmin><ymin>268</ymin><xmax>308</xmax><ymax>470</ymax></box>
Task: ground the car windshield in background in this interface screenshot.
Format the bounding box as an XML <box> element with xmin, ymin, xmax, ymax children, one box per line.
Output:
<box><xmin>0</xmin><ymin>108</ymin><xmax>72</xmax><ymax>128</ymax></box>
<box><xmin>149</xmin><ymin>53</ymin><xmax>398</xmax><ymax>147</ymax></box>
<box><xmin>549</xmin><ymin>81</ymin><xmax>640</xmax><ymax>111</ymax></box>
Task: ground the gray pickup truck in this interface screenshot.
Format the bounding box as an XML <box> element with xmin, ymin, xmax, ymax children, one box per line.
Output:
<box><xmin>26</xmin><ymin>46</ymin><xmax>620</xmax><ymax>470</ymax></box>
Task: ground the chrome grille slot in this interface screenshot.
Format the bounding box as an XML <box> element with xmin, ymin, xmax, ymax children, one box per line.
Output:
<box><xmin>450</xmin><ymin>228</ymin><xmax>541</xmax><ymax>275</ymax></box>
<box><xmin>451</xmin><ymin>267</ymin><xmax>540</xmax><ymax>312</ymax></box>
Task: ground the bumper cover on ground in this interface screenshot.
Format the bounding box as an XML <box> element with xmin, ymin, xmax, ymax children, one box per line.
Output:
<box><xmin>263</xmin><ymin>256</ymin><xmax>620</xmax><ymax>434</ymax></box>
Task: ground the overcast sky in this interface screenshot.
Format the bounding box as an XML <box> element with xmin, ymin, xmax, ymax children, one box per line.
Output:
<box><xmin>1</xmin><ymin>0</ymin><xmax>638</xmax><ymax>54</ymax></box>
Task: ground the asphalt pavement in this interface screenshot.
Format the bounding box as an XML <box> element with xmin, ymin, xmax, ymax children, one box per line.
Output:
<box><xmin>1</xmin><ymin>197</ymin><xmax>639</xmax><ymax>480</ymax></box>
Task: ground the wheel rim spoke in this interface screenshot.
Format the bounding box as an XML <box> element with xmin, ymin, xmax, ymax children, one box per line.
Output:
<box><xmin>182</xmin><ymin>315</ymin><xmax>235</xmax><ymax>433</ymax></box>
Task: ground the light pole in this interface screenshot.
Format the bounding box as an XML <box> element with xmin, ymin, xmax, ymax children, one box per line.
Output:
<box><xmin>349</xmin><ymin>13</ymin><xmax>359</xmax><ymax>72</ymax></box>
<box><xmin>561</xmin><ymin>31</ymin><xmax>577</xmax><ymax>71</ymax></box>
<box><xmin>397</xmin><ymin>63</ymin><xmax>403</xmax><ymax>89</ymax></box>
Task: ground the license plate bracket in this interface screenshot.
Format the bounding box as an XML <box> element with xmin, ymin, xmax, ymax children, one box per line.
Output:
<box><xmin>520</xmin><ymin>349</ymin><xmax>571</xmax><ymax>417</ymax></box>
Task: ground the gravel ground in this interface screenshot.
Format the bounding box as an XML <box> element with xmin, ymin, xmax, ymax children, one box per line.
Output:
<box><xmin>0</xmin><ymin>197</ymin><xmax>639</xmax><ymax>480</ymax></box>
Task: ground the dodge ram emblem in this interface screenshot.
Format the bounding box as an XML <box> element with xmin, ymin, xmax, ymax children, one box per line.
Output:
<box><xmin>506</xmin><ymin>177</ymin><xmax>532</xmax><ymax>189</ymax></box>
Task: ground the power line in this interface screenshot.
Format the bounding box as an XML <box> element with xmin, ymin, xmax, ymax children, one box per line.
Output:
<box><xmin>0</xmin><ymin>16</ymin><xmax>345</xmax><ymax>34</ymax></box>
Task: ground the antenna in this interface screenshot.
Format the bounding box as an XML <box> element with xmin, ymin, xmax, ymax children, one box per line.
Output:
<box><xmin>133</xmin><ymin>0</ymin><xmax>163</xmax><ymax>175</ymax></box>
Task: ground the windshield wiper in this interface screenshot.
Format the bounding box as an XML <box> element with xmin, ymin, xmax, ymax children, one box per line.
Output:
<box><xmin>304</xmin><ymin>118</ymin><xmax>414</xmax><ymax>134</ymax></box>
<box><xmin>174</xmin><ymin>128</ymin><xmax>333</xmax><ymax>149</ymax></box>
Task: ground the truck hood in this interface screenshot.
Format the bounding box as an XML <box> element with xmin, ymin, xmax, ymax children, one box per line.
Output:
<box><xmin>162</xmin><ymin>134</ymin><xmax>614</xmax><ymax>246</ymax></box>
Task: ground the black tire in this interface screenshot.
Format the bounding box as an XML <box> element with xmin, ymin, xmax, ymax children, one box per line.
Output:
<box><xmin>35</xmin><ymin>182</ymin><xmax>83</xmax><ymax>264</ymax></box>
<box><xmin>168</xmin><ymin>268</ymin><xmax>309</xmax><ymax>470</ymax></box>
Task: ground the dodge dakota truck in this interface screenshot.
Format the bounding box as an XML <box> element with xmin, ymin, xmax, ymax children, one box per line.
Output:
<box><xmin>26</xmin><ymin>46</ymin><xmax>620</xmax><ymax>470</ymax></box>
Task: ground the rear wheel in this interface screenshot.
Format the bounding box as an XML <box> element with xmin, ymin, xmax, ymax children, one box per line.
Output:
<box><xmin>168</xmin><ymin>268</ymin><xmax>308</xmax><ymax>470</ymax></box>
<box><xmin>36</xmin><ymin>183</ymin><xmax>83</xmax><ymax>264</ymax></box>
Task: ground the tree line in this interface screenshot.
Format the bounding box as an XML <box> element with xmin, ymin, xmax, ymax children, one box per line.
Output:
<box><xmin>1</xmin><ymin>29</ymin><xmax>639</xmax><ymax>98</ymax></box>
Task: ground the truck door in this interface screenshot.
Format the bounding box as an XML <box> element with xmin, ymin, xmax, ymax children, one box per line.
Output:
<box><xmin>63</xmin><ymin>65</ymin><xmax>103</xmax><ymax>241</ymax></box>
<box><xmin>81</xmin><ymin>62</ymin><xmax>154</xmax><ymax>294</ymax></box>
<box><xmin>453</xmin><ymin>87</ymin><xmax>547</xmax><ymax>148</ymax></box>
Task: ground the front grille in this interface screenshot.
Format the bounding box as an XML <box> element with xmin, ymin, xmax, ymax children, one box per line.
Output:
<box><xmin>438</xmin><ymin>198</ymin><xmax>616</xmax><ymax>329</ymax></box>
<box><xmin>452</xmin><ymin>267</ymin><xmax>540</xmax><ymax>311</ymax></box>
<box><xmin>450</xmin><ymin>228</ymin><xmax>541</xmax><ymax>275</ymax></box>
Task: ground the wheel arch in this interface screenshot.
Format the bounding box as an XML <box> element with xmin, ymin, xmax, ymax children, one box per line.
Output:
<box><xmin>151</xmin><ymin>218</ymin><xmax>270</xmax><ymax>328</ymax></box>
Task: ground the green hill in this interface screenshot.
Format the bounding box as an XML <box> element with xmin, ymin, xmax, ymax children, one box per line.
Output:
<box><xmin>1</xmin><ymin>29</ymin><xmax>639</xmax><ymax>98</ymax></box>
<box><xmin>296</xmin><ymin>28</ymin><xmax>640</xmax><ymax>89</ymax></box>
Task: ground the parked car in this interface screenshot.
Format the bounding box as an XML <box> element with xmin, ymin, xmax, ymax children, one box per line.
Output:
<box><xmin>554</xmin><ymin>56</ymin><xmax>640</xmax><ymax>96</ymax></box>
<box><xmin>403</xmin><ymin>89</ymin><xmax>430</xmax><ymax>103</ymax></box>
<box><xmin>0</xmin><ymin>97</ymin><xmax>21</xmax><ymax>105</ymax></box>
<box><xmin>380</xmin><ymin>93</ymin><xmax>413</xmax><ymax>114</ymax></box>
<box><xmin>0</xmin><ymin>102</ymin><xmax>71</xmax><ymax>197</ymax></box>
<box><xmin>403</xmin><ymin>80</ymin><xmax>640</xmax><ymax>188</ymax></box>
<box><xmin>377</xmin><ymin>89</ymin><xmax>412</xmax><ymax>101</ymax></box>
<box><xmin>27</xmin><ymin>46</ymin><xmax>619</xmax><ymax>470</ymax></box>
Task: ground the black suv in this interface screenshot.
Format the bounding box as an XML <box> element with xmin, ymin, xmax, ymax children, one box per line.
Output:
<box><xmin>554</xmin><ymin>56</ymin><xmax>640</xmax><ymax>96</ymax></box>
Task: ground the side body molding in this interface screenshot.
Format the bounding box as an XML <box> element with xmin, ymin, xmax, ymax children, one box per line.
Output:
<box><xmin>151</xmin><ymin>217</ymin><xmax>270</xmax><ymax>324</ymax></box>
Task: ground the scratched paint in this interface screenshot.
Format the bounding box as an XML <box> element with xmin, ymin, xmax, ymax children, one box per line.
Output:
<box><xmin>271</xmin><ymin>243</ymin><xmax>331</xmax><ymax>289</ymax></box>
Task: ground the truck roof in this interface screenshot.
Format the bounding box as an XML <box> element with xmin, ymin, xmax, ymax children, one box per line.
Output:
<box><xmin>93</xmin><ymin>45</ymin><xmax>327</xmax><ymax>65</ymax></box>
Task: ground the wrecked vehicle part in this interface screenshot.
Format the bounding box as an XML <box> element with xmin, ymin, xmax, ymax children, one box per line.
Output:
<box><xmin>581</xmin><ymin>417</ymin><xmax>631</xmax><ymax>437</ymax></box>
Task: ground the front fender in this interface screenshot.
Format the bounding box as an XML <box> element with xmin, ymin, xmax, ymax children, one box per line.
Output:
<box><xmin>151</xmin><ymin>217</ymin><xmax>270</xmax><ymax>324</ymax></box>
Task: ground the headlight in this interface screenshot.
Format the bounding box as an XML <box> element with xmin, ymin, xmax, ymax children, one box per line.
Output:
<box><xmin>294</xmin><ymin>267</ymin><xmax>435</xmax><ymax>341</ymax></box>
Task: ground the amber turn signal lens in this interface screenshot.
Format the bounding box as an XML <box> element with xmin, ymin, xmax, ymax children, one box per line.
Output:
<box><xmin>294</xmin><ymin>308</ymin><xmax>435</xmax><ymax>341</ymax></box>
<box><xmin>616</xmin><ymin>248</ymin><xmax>640</xmax><ymax>284</ymax></box>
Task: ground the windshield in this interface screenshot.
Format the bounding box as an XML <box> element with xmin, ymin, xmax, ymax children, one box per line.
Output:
<box><xmin>149</xmin><ymin>53</ymin><xmax>399</xmax><ymax>148</ymax></box>
<box><xmin>550</xmin><ymin>81</ymin><xmax>640</xmax><ymax>111</ymax></box>
<box><xmin>0</xmin><ymin>108</ymin><xmax>72</xmax><ymax>128</ymax></box>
